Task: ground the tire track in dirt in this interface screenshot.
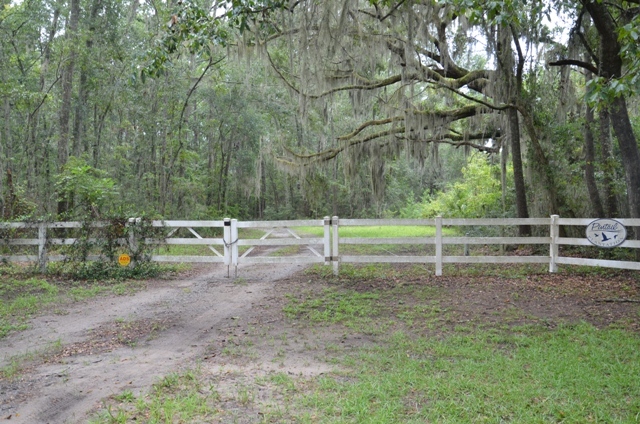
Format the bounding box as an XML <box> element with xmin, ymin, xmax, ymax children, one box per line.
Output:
<box><xmin>1</xmin><ymin>235</ymin><xmax>312</xmax><ymax>423</ymax></box>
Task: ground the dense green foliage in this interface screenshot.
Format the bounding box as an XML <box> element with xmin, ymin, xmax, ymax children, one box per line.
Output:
<box><xmin>402</xmin><ymin>155</ymin><xmax>514</xmax><ymax>219</ymax></box>
<box><xmin>0</xmin><ymin>0</ymin><xmax>638</xmax><ymax>221</ymax></box>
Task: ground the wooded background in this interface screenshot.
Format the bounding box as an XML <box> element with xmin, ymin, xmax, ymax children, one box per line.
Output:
<box><xmin>1</xmin><ymin>0</ymin><xmax>638</xmax><ymax>225</ymax></box>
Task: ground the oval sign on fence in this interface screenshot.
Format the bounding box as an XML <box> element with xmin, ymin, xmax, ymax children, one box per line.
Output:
<box><xmin>118</xmin><ymin>253</ymin><xmax>131</xmax><ymax>267</ymax></box>
<box><xmin>586</xmin><ymin>219</ymin><xmax>627</xmax><ymax>248</ymax></box>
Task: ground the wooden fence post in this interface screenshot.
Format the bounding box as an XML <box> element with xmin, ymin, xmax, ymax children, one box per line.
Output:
<box><xmin>549</xmin><ymin>214</ymin><xmax>559</xmax><ymax>273</ymax></box>
<box><xmin>223</xmin><ymin>218</ymin><xmax>231</xmax><ymax>277</ymax></box>
<box><xmin>231</xmin><ymin>218</ymin><xmax>238</xmax><ymax>276</ymax></box>
<box><xmin>323</xmin><ymin>216</ymin><xmax>331</xmax><ymax>266</ymax></box>
<box><xmin>38</xmin><ymin>223</ymin><xmax>47</xmax><ymax>273</ymax></box>
<box><xmin>435</xmin><ymin>216</ymin><xmax>443</xmax><ymax>276</ymax></box>
<box><xmin>332</xmin><ymin>216</ymin><xmax>339</xmax><ymax>276</ymax></box>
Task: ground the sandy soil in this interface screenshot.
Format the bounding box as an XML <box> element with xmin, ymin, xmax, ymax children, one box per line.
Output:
<box><xmin>0</xmin><ymin>230</ymin><xmax>321</xmax><ymax>424</ymax></box>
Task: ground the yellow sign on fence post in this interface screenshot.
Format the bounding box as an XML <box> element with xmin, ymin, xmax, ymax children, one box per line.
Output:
<box><xmin>118</xmin><ymin>254</ymin><xmax>131</xmax><ymax>267</ymax></box>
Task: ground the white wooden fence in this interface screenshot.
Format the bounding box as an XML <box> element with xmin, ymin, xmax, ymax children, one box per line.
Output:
<box><xmin>1</xmin><ymin>216</ymin><xmax>639</xmax><ymax>276</ymax></box>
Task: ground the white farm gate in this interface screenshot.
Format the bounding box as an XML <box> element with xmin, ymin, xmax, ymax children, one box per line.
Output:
<box><xmin>1</xmin><ymin>216</ymin><xmax>639</xmax><ymax>276</ymax></box>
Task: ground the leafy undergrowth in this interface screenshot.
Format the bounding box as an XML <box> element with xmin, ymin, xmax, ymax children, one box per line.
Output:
<box><xmin>94</xmin><ymin>263</ymin><xmax>640</xmax><ymax>423</ymax></box>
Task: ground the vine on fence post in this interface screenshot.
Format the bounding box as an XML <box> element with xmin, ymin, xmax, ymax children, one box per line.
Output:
<box><xmin>0</xmin><ymin>216</ymin><xmax>52</xmax><ymax>272</ymax></box>
<box><xmin>0</xmin><ymin>223</ymin><xmax>15</xmax><ymax>265</ymax></box>
<box><xmin>61</xmin><ymin>215</ymin><xmax>165</xmax><ymax>280</ymax></box>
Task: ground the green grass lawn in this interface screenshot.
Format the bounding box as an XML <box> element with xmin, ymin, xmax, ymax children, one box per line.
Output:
<box><xmin>157</xmin><ymin>226</ymin><xmax>453</xmax><ymax>257</ymax></box>
<box><xmin>299</xmin><ymin>322</ymin><xmax>640</xmax><ymax>423</ymax></box>
<box><xmin>296</xmin><ymin>225</ymin><xmax>459</xmax><ymax>256</ymax></box>
<box><xmin>298</xmin><ymin>225</ymin><xmax>457</xmax><ymax>238</ymax></box>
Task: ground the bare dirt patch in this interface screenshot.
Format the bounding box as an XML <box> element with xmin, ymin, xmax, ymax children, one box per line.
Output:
<box><xmin>0</xmin><ymin>259</ymin><xmax>310</xmax><ymax>423</ymax></box>
<box><xmin>331</xmin><ymin>265</ymin><xmax>640</xmax><ymax>331</ymax></box>
<box><xmin>1</xmin><ymin>262</ymin><xmax>639</xmax><ymax>423</ymax></box>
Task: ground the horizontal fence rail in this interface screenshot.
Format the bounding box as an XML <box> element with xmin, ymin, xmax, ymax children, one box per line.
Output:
<box><xmin>1</xmin><ymin>216</ymin><xmax>639</xmax><ymax>275</ymax></box>
<box><xmin>148</xmin><ymin>220</ymin><xmax>226</xmax><ymax>264</ymax></box>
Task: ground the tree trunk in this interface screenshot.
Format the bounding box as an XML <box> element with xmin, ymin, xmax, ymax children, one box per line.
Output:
<box><xmin>581</xmin><ymin>0</ymin><xmax>640</xmax><ymax>222</ymax></box>
<box><xmin>609</xmin><ymin>97</ymin><xmax>640</xmax><ymax>220</ymax></box>
<box><xmin>497</xmin><ymin>26</ymin><xmax>530</xmax><ymax>235</ymax></box>
<box><xmin>500</xmin><ymin>132</ymin><xmax>508</xmax><ymax>215</ymax></box>
<box><xmin>206</xmin><ymin>141</ymin><xmax>215</xmax><ymax>207</ymax></box>
<box><xmin>57</xmin><ymin>0</ymin><xmax>80</xmax><ymax>216</ymax></box>
<box><xmin>219</xmin><ymin>146</ymin><xmax>232</xmax><ymax>213</ymax></box>
<box><xmin>598</xmin><ymin>109</ymin><xmax>619</xmax><ymax>217</ymax></box>
<box><xmin>31</xmin><ymin>5</ymin><xmax>60</xmax><ymax>211</ymax></box>
<box><xmin>259</xmin><ymin>158</ymin><xmax>266</xmax><ymax>219</ymax></box>
<box><xmin>508</xmin><ymin>107</ymin><xmax>530</xmax><ymax>234</ymax></box>
<box><xmin>0</xmin><ymin>100</ymin><xmax>7</xmax><ymax>216</ymax></box>
<box><xmin>519</xmin><ymin>106</ymin><xmax>561</xmax><ymax>215</ymax></box>
<box><xmin>217</xmin><ymin>146</ymin><xmax>228</xmax><ymax>212</ymax></box>
<box><xmin>584</xmin><ymin>98</ymin><xmax>604</xmax><ymax>217</ymax></box>
<box><xmin>92</xmin><ymin>103</ymin><xmax>110</xmax><ymax>167</ymax></box>
<box><xmin>160</xmin><ymin>126</ymin><xmax>168</xmax><ymax>215</ymax></box>
<box><xmin>269</xmin><ymin>170</ymin><xmax>280</xmax><ymax>214</ymax></box>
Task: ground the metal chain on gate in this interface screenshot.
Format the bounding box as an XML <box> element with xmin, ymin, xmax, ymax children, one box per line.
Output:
<box><xmin>223</xmin><ymin>237</ymin><xmax>238</xmax><ymax>248</ymax></box>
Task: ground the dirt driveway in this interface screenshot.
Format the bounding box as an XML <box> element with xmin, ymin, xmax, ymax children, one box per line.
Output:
<box><xmin>0</xmin><ymin>257</ymin><xmax>316</xmax><ymax>423</ymax></box>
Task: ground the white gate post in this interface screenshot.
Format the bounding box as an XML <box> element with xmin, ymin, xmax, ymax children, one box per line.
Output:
<box><xmin>435</xmin><ymin>216</ymin><xmax>443</xmax><ymax>276</ymax></box>
<box><xmin>549</xmin><ymin>214</ymin><xmax>559</xmax><ymax>273</ymax></box>
<box><xmin>323</xmin><ymin>216</ymin><xmax>331</xmax><ymax>266</ymax></box>
<box><xmin>332</xmin><ymin>216</ymin><xmax>339</xmax><ymax>276</ymax></box>
<box><xmin>223</xmin><ymin>218</ymin><xmax>231</xmax><ymax>277</ymax></box>
<box><xmin>231</xmin><ymin>218</ymin><xmax>238</xmax><ymax>276</ymax></box>
<box><xmin>38</xmin><ymin>223</ymin><xmax>47</xmax><ymax>273</ymax></box>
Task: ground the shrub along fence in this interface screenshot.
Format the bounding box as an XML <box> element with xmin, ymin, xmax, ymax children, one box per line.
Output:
<box><xmin>1</xmin><ymin>216</ymin><xmax>639</xmax><ymax>276</ymax></box>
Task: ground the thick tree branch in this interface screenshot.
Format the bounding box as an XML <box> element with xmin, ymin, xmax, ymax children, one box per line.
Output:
<box><xmin>581</xmin><ymin>0</ymin><xmax>622</xmax><ymax>77</ymax></box>
<box><xmin>337</xmin><ymin>116</ymin><xmax>404</xmax><ymax>141</ymax></box>
<box><xmin>434</xmin><ymin>82</ymin><xmax>509</xmax><ymax>111</ymax></box>
<box><xmin>339</xmin><ymin>104</ymin><xmax>492</xmax><ymax>143</ymax></box>
<box><xmin>548</xmin><ymin>59</ymin><xmax>599</xmax><ymax>75</ymax></box>
<box><xmin>414</xmin><ymin>104</ymin><xmax>489</xmax><ymax>121</ymax></box>
<box><xmin>386</xmin><ymin>38</ymin><xmax>489</xmax><ymax>90</ymax></box>
<box><xmin>312</xmin><ymin>74</ymin><xmax>403</xmax><ymax>99</ymax></box>
<box><xmin>278</xmin><ymin>102</ymin><xmax>497</xmax><ymax>168</ymax></box>
<box><xmin>266</xmin><ymin>46</ymin><xmax>403</xmax><ymax>99</ymax></box>
<box><xmin>397</xmin><ymin>135</ymin><xmax>500</xmax><ymax>153</ymax></box>
<box><xmin>358</xmin><ymin>0</ymin><xmax>405</xmax><ymax>22</ymax></box>
<box><xmin>265</xmin><ymin>29</ymin><xmax>489</xmax><ymax>102</ymax></box>
<box><xmin>573</xmin><ymin>8</ymin><xmax>599</xmax><ymax>66</ymax></box>
<box><xmin>277</xmin><ymin>126</ymin><xmax>499</xmax><ymax>167</ymax></box>
<box><xmin>511</xmin><ymin>24</ymin><xmax>525</xmax><ymax>92</ymax></box>
<box><xmin>265</xmin><ymin>47</ymin><xmax>300</xmax><ymax>94</ymax></box>
<box><xmin>172</xmin><ymin>56</ymin><xmax>224</xmax><ymax>168</ymax></box>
